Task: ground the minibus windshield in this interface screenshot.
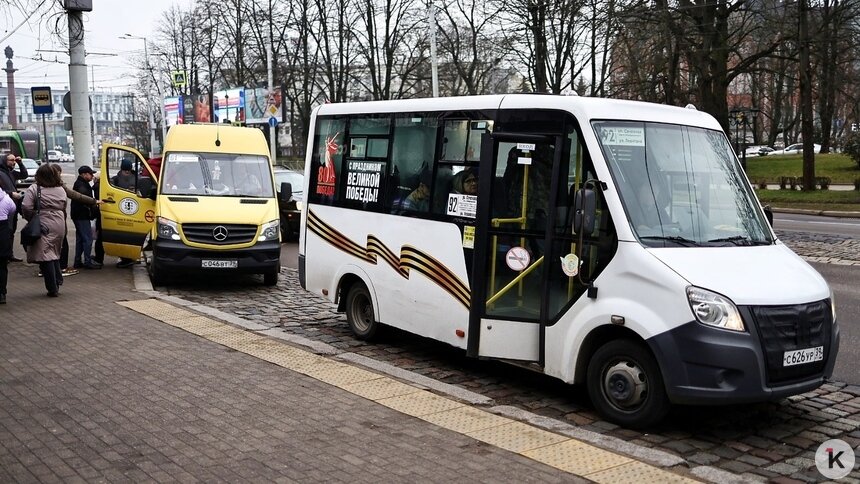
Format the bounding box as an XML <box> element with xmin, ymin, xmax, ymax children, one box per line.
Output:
<box><xmin>594</xmin><ymin>121</ymin><xmax>773</xmax><ymax>248</ymax></box>
<box><xmin>161</xmin><ymin>152</ymin><xmax>274</xmax><ymax>198</ymax></box>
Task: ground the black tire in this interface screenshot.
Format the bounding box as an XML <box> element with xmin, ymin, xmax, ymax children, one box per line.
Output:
<box><xmin>149</xmin><ymin>247</ymin><xmax>166</xmax><ymax>287</ymax></box>
<box><xmin>280</xmin><ymin>216</ymin><xmax>291</xmax><ymax>241</ymax></box>
<box><xmin>586</xmin><ymin>339</ymin><xmax>670</xmax><ymax>429</ymax></box>
<box><xmin>263</xmin><ymin>271</ymin><xmax>279</xmax><ymax>286</ymax></box>
<box><xmin>345</xmin><ymin>282</ymin><xmax>379</xmax><ymax>340</ymax></box>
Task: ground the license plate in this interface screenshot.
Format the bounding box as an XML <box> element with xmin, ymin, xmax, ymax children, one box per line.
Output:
<box><xmin>201</xmin><ymin>259</ymin><xmax>238</xmax><ymax>269</ymax></box>
<box><xmin>783</xmin><ymin>346</ymin><xmax>824</xmax><ymax>367</ymax></box>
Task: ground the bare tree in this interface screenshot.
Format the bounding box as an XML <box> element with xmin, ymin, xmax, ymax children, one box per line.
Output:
<box><xmin>354</xmin><ymin>0</ymin><xmax>424</xmax><ymax>100</ymax></box>
<box><xmin>435</xmin><ymin>0</ymin><xmax>509</xmax><ymax>95</ymax></box>
<box><xmin>501</xmin><ymin>0</ymin><xmax>587</xmax><ymax>94</ymax></box>
<box><xmin>311</xmin><ymin>0</ymin><xmax>361</xmax><ymax>102</ymax></box>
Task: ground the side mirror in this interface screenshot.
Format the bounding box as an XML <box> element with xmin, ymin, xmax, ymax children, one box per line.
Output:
<box><xmin>280</xmin><ymin>182</ymin><xmax>293</xmax><ymax>203</ymax></box>
<box><xmin>573</xmin><ymin>188</ymin><xmax>596</xmax><ymax>235</ymax></box>
<box><xmin>763</xmin><ymin>205</ymin><xmax>773</xmax><ymax>226</ymax></box>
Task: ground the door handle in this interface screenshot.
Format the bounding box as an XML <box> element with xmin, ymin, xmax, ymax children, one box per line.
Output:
<box><xmin>102</xmin><ymin>198</ymin><xmax>116</xmax><ymax>204</ymax></box>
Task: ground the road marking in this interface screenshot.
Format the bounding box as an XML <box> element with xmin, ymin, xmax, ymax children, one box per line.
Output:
<box><xmin>117</xmin><ymin>298</ymin><xmax>701</xmax><ymax>483</ymax></box>
<box><xmin>779</xmin><ymin>219</ymin><xmax>860</xmax><ymax>226</ymax></box>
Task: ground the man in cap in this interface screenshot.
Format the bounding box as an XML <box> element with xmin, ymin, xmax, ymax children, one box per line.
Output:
<box><xmin>71</xmin><ymin>165</ymin><xmax>101</xmax><ymax>269</ymax></box>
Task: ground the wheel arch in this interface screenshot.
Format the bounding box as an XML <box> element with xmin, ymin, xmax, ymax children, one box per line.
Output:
<box><xmin>573</xmin><ymin>324</ymin><xmax>650</xmax><ymax>385</ymax></box>
<box><xmin>333</xmin><ymin>267</ymin><xmax>380</xmax><ymax>321</ymax></box>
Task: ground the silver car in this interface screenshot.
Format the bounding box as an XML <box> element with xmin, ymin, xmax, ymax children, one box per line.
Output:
<box><xmin>15</xmin><ymin>158</ymin><xmax>40</xmax><ymax>189</ymax></box>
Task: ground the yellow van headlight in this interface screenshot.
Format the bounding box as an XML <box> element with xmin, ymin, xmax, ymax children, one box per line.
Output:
<box><xmin>258</xmin><ymin>219</ymin><xmax>280</xmax><ymax>242</ymax></box>
<box><xmin>157</xmin><ymin>217</ymin><xmax>181</xmax><ymax>241</ymax></box>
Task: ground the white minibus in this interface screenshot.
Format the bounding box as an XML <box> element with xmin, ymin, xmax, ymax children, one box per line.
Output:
<box><xmin>298</xmin><ymin>94</ymin><xmax>839</xmax><ymax>427</ymax></box>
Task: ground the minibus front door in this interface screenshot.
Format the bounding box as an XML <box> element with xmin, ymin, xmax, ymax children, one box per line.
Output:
<box><xmin>468</xmin><ymin>132</ymin><xmax>566</xmax><ymax>364</ymax></box>
<box><xmin>99</xmin><ymin>144</ymin><xmax>158</xmax><ymax>261</ymax></box>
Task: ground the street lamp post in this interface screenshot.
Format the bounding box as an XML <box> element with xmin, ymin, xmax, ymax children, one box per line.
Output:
<box><xmin>120</xmin><ymin>34</ymin><xmax>157</xmax><ymax>157</ymax></box>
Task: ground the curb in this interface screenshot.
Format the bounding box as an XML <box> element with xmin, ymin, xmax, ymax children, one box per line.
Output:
<box><xmin>770</xmin><ymin>207</ymin><xmax>860</xmax><ymax>218</ymax></box>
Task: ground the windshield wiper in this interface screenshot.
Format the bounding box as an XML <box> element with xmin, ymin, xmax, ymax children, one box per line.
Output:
<box><xmin>707</xmin><ymin>236</ymin><xmax>770</xmax><ymax>246</ymax></box>
<box><xmin>640</xmin><ymin>236</ymin><xmax>701</xmax><ymax>247</ymax></box>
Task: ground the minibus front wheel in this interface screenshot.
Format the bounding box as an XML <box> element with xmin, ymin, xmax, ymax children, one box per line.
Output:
<box><xmin>345</xmin><ymin>282</ymin><xmax>380</xmax><ymax>341</ymax></box>
<box><xmin>586</xmin><ymin>339</ymin><xmax>670</xmax><ymax>428</ymax></box>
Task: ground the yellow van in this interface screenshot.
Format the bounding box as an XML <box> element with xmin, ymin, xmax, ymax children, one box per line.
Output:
<box><xmin>99</xmin><ymin>124</ymin><xmax>281</xmax><ymax>285</ymax></box>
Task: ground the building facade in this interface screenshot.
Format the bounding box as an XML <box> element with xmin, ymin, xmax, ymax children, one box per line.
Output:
<box><xmin>0</xmin><ymin>84</ymin><xmax>139</xmax><ymax>157</ymax></box>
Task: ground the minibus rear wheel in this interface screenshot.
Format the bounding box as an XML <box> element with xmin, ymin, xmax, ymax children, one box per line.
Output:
<box><xmin>586</xmin><ymin>339</ymin><xmax>670</xmax><ymax>428</ymax></box>
<box><xmin>345</xmin><ymin>283</ymin><xmax>379</xmax><ymax>340</ymax></box>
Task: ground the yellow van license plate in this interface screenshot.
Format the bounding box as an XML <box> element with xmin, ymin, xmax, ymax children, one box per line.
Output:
<box><xmin>202</xmin><ymin>260</ymin><xmax>238</xmax><ymax>268</ymax></box>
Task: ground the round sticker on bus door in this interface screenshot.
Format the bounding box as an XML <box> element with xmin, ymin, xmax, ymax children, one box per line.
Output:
<box><xmin>144</xmin><ymin>210</ymin><xmax>155</xmax><ymax>223</ymax></box>
<box><xmin>560</xmin><ymin>253</ymin><xmax>580</xmax><ymax>277</ymax></box>
<box><xmin>119</xmin><ymin>197</ymin><xmax>139</xmax><ymax>216</ymax></box>
<box><xmin>505</xmin><ymin>246</ymin><xmax>531</xmax><ymax>272</ymax></box>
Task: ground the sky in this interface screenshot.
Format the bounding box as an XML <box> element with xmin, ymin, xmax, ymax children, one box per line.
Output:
<box><xmin>1</xmin><ymin>0</ymin><xmax>185</xmax><ymax>93</ymax></box>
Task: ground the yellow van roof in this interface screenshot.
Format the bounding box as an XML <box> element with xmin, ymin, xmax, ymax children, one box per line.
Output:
<box><xmin>164</xmin><ymin>124</ymin><xmax>269</xmax><ymax>157</ymax></box>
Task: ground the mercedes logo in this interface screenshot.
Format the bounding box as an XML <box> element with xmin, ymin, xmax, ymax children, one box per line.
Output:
<box><xmin>212</xmin><ymin>225</ymin><xmax>229</xmax><ymax>242</ymax></box>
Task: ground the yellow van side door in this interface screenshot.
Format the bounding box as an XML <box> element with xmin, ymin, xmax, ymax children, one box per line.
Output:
<box><xmin>99</xmin><ymin>144</ymin><xmax>158</xmax><ymax>261</ymax></box>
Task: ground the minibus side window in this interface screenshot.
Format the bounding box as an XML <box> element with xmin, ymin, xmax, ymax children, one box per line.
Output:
<box><xmin>389</xmin><ymin>115</ymin><xmax>438</xmax><ymax>214</ymax></box>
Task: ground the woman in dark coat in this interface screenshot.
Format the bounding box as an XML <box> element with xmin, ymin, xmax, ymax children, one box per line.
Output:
<box><xmin>21</xmin><ymin>164</ymin><xmax>67</xmax><ymax>296</ymax></box>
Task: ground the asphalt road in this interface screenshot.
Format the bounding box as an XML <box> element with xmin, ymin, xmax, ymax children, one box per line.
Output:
<box><xmin>811</xmin><ymin>262</ymin><xmax>859</xmax><ymax>384</ymax></box>
<box><xmin>774</xmin><ymin>212</ymin><xmax>860</xmax><ymax>237</ymax></box>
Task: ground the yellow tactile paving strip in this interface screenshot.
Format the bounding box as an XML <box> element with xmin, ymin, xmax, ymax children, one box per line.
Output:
<box><xmin>118</xmin><ymin>299</ymin><xmax>700</xmax><ymax>482</ymax></box>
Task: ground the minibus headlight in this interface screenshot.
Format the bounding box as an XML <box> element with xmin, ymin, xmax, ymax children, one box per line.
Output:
<box><xmin>157</xmin><ymin>217</ymin><xmax>181</xmax><ymax>241</ymax></box>
<box><xmin>259</xmin><ymin>219</ymin><xmax>280</xmax><ymax>241</ymax></box>
<box><xmin>686</xmin><ymin>287</ymin><xmax>745</xmax><ymax>332</ymax></box>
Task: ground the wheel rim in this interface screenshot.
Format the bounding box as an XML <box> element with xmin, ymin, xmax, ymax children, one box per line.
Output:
<box><xmin>349</xmin><ymin>291</ymin><xmax>374</xmax><ymax>333</ymax></box>
<box><xmin>602</xmin><ymin>360</ymin><xmax>648</xmax><ymax>411</ymax></box>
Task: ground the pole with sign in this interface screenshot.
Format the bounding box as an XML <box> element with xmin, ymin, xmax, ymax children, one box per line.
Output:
<box><xmin>31</xmin><ymin>86</ymin><xmax>54</xmax><ymax>163</ymax></box>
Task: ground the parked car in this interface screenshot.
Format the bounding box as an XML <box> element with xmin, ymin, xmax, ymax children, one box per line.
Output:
<box><xmin>756</xmin><ymin>146</ymin><xmax>775</xmax><ymax>156</ymax></box>
<box><xmin>273</xmin><ymin>168</ymin><xmax>304</xmax><ymax>241</ymax></box>
<box><xmin>46</xmin><ymin>150</ymin><xmax>62</xmax><ymax>162</ymax></box>
<box><xmin>15</xmin><ymin>158</ymin><xmax>40</xmax><ymax>188</ymax></box>
<box><xmin>744</xmin><ymin>145</ymin><xmax>767</xmax><ymax>156</ymax></box>
<box><xmin>60</xmin><ymin>152</ymin><xmax>72</xmax><ymax>162</ymax></box>
<box><xmin>774</xmin><ymin>143</ymin><xmax>821</xmax><ymax>155</ymax></box>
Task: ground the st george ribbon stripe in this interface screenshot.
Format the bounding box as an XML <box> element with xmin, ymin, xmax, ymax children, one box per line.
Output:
<box><xmin>308</xmin><ymin>209</ymin><xmax>471</xmax><ymax>309</ymax></box>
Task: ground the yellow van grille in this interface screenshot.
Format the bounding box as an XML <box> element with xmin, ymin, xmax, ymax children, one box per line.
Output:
<box><xmin>182</xmin><ymin>223</ymin><xmax>257</xmax><ymax>245</ymax></box>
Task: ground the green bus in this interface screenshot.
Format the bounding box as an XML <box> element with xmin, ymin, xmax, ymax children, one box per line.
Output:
<box><xmin>0</xmin><ymin>130</ymin><xmax>42</xmax><ymax>160</ymax></box>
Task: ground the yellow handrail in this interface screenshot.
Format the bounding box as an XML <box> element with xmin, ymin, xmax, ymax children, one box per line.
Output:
<box><xmin>486</xmin><ymin>256</ymin><xmax>544</xmax><ymax>306</ymax></box>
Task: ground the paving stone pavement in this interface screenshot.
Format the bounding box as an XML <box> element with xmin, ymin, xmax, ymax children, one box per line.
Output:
<box><xmin>163</xmin><ymin>230</ymin><xmax>860</xmax><ymax>482</ymax></box>
<box><xmin>0</xmin><ymin>261</ymin><xmax>584</xmax><ymax>483</ymax></box>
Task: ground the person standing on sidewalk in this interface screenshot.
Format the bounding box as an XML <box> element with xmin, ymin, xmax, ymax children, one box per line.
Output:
<box><xmin>71</xmin><ymin>166</ymin><xmax>101</xmax><ymax>270</ymax></box>
<box><xmin>92</xmin><ymin>171</ymin><xmax>104</xmax><ymax>265</ymax></box>
<box><xmin>0</xmin><ymin>153</ymin><xmax>28</xmax><ymax>262</ymax></box>
<box><xmin>0</xmin><ymin>188</ymin><xmax>16</xmax><ymax>303</ymax></box>
<box><xmin>112</xmin><ymin>158</ymin><xmax>137</xmax><ymax>268</ymax></box>
<box><xmin>21</xmin><ymin>164</ymin><xmax>66</xmax><ymax>297</ymax></box>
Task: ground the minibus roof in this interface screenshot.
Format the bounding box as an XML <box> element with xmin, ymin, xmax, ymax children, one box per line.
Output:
<box><xmin>164</xmin><ymin>124</ymin><xmax>270</xmax><ymax>157</ymax></box>
<box><xmin>314</xmin><ymin>94</ymin><xmax>723</xmax><ymax>132</ymax></box>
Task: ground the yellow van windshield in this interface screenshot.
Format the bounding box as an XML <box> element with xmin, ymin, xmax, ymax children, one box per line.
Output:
<box><xmin>161</xmin><ymin>152</ymin><xmax>274</xmax><ymax>198</ymax></box>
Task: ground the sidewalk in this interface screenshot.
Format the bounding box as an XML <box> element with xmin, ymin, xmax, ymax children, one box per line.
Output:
<box><xmin>0</xmin><ymin>259</ymin><xmax>701</xmax><ymax>482</ymax></box>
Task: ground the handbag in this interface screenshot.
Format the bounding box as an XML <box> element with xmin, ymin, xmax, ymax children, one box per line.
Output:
<box><xmin>20</xmin><ymin>186</ymin><xmax>44</xmax><ymax>247</ymax></box>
